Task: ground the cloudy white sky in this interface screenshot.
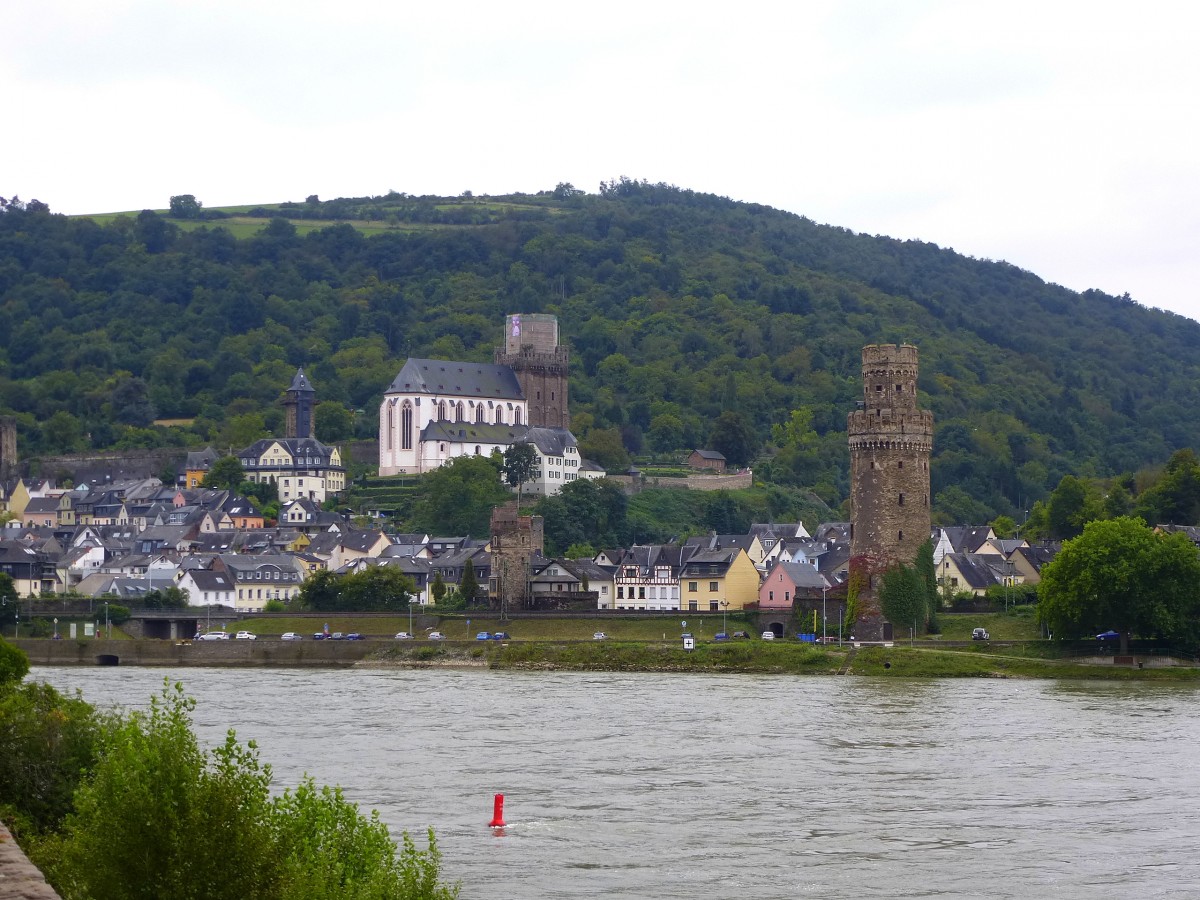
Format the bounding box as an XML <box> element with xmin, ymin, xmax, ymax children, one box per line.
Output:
<box><xmin>5</xmin><ymin>1</ymin><xmax>1198</xmax><ymax>320</ymax></box>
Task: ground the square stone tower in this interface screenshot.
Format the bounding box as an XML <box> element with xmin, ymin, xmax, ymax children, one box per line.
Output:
<box><xmin>847</xmin><ymin>343</ymin><xmax>934</xmax><ymax>640</ymax></box>
<box><xmin>489</xmin><ymin>503</ymin><xmax>545</xmax><ymax>614</ymax></box>
<box><xmin>494</xmin><ymin>313</ymin><xmax>570</xmax><ymax>428</ymax></box>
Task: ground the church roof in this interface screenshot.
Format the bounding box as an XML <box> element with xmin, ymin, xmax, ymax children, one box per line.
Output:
<box><xmin>386</xmin><ymin>358</ymin><xmax>524</xmax><ymax>400</ymax></box>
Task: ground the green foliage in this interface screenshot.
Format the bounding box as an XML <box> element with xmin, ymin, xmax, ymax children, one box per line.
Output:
<box><xmin>536</xmin><ymin>477</ymin><xmax>630</xmax><ymax>555</ymax></box>
<box><xmin>0</xmin><ymin>637</ymin><xmax>29</xmax><ymax>690</ymax></box>
<box><xmin>430</xmin><ymin>572</ymin><xmax>446</xmax><ymax>604</ymax></box>
<box><xmin>313</xmin><ymin>401</ymin><xmax>354</xmax><ymax>441</ymax></box>
<box><xmin>38</xmin><ymin>680</ymin><xmax>457</xmax><ymax>900</ymax></box>
<box><xmin>707</xmin><ymin>410</ymin><xmax>758</xmax><ymax>467</ymax></box>
<box><xmin>140</xmin><ymin>585</ymin><xmax>191</xmax><ymax>609</ymax></box>
<box><xmin>565</xmin><ymin>543</ymin><xmax>597</xmax><ymax>559</ymax></box>
<box><xmin>203</xmin><ymin>455</ymin><xmax>246</xmax><ymax>490</ymax></box>
<box><xmin>263</xmin><ymin>599</ymin><xmax>286</xmax><ymax>612</ymax></box>
<box><xmin>409</xmin><ymin>455</ymin><xmax>509</xmax><ymax>537</ymax></box>
<box><xmin>578</xmin><ymin>428</ymin><xmax>630</xmax><ymax>471</ymax></box>
<box><xmin>169</xmin><ymin>194</ymin><xmax>203</xmax><ymax>219</ymax></box>
<box><xmin>502</xmin><ymin>442</ymin><xmax>539</xmax><ymax>508</ymax></box>
<box><xmin>0</xmin><ymin>573</ymin><xmax>17</xmax><ymax>629</ymax></box>
<box><xmin>1038</xmin><ymin>516</ymin><xmax>1200</xmax><ymax>643</ymax></box>
<box><xmin>458</xmin><ymin>560</ymin><xmax>479</xmax><ymax>605</ymax></box>
<box><xmin>0</xmin><ymin>681</ymin><xmax>103</xmax><ymax>836</ymax></box>
<box><xmin>879</xmin><ymin>564</ymin><xmax>929</xmax><ymax>633</ymax></box>
<box><xmin>296</xmin><ymin>566</ymin><xmax>415</xmax><ymax>612</ymax></box>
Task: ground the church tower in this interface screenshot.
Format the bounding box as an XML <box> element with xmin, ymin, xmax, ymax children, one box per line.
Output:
<box><xmin>848</xmin><ymin>344</ymin><xmax>933</xmax><ymax>640</ymax></box>
<box><xmin>283</xmin><ymin>368</ymin><xmax>316</xmax><ymax>439</ymax></box>
<box><xmin>494</xmin><ymin>313</ymin><xmax>569</xmax><ymax>428</ymax></box>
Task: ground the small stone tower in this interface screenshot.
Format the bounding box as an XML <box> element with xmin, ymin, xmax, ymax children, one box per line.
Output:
<box><xmin>489</xmin><ymin>503</ymin><xmax>544</xmax><ymax>614</ymax></box>
<box><xmin>282</xmin><ymin>368</ymin><xmax>315</xmax><ymax>439</ymax></box>
<box><xmin>494</xmin><ymin>313</ymin><xmax>569</xmax><ymax>428</ymax></box>
<box><xmin>848</xmin><ymin>344</ymin><xmax>934</xmax><ymax>640</ymax></box>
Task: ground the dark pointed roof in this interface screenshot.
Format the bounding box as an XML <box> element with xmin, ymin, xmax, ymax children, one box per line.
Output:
<box><xmin>288</xmin><ymin>368</ymin><xmax>315</xmax><ymax>393</ymax></box>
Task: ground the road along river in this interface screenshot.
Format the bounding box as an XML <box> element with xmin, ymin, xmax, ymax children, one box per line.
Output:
<box><xmin>31</xmin><ymin>666</ymin><xmax>1200</xmax><ymax>899</ymax></box>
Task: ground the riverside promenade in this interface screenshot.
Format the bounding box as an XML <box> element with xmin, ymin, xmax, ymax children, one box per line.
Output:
<box><xmin>0</xmin><ymin>823</ymin><xmax>59</xmax><ymax>900</ymax></box>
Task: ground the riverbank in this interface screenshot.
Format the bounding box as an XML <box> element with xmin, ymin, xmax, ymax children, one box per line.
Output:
<box><xmin>15</xmin><ymin>637</ymin><xmax>1200</xmax><ymax>680</ymax></box>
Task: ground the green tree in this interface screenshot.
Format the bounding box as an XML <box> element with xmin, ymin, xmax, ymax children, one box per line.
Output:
<box><xmin>0</xmin><ymin>573</ymin><xmax>17</xmax><ymax>631</ymax></box>
<box><xmin>1134</xmin><ymin>448</ymin><xmax>1200</xmax><ymax>525</ymax></box>
<box><xmin>141</xmin><ymin>586</ymin><xmax>190</xmax><ymax>609</ymax></box>
<box><xmin>458</xmin><ymin>559</ymin><xmax>479</xmax><ymax>606</ymax></box>
<box><xmin>313</xmin><ymin>402</ymin><xmax>353</xmax><ymax>441</ymax></box>
<box><xmin>707</xmin><ymin>410</ymin><xmax>759</xmax><ymax>467</ymax></box>
<box><xmin>430</xmin><ymin>572</ymin><xmax>446</xmax><ymax>605</ymax></box>
<box><xmin>169</xmin><ymin>194</ymin><xmax>203</xmax><ymax>218</ymax></box>
<box><xmin>1045</xmin><ymin>475</ymin><xmax>1104</xmax><ymax>540</ymax></box>
<box><xmin>878</xmin><ymin>563</ymin><xmax>929</xmax><ymax>635</ymax></box>
<box><xmin>578</xmin><ymin>428</ymin><xmax>629</xmax><ymax>471</ymax></box>
<box><xmin>647</xmin><ymin>414</ymin><xmax>685</xmax><ymax>455</ymax></box>
<box><xmin>410</xmin><ymin>455</ymin><xmax>510</xmax><ymax>537</ymax></box>
<box><xmin>1038</xmin><ymin>516</ymin><xmax>1200</xmax><ymax>651</ymax></box>
<box><xmin>502</xmin><ymin>442</ymin><xmax>540</xmax><ymax>510</ymax></box>
<box><xmin>0</xmin><ymin>636</ymin><xmax>29</xmax><ymax>690</ymax></box>
<box><xmin>203</xmin><ymin>455</ymin><xmax>246</xmax><ymax>491</ymax></box>
<box><xmin>990</xmin><ymin>515</ymin><xmax>1017</xmax><ymax>539</ymax></box>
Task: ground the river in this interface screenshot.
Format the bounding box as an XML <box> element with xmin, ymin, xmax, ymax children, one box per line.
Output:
<box><xmin>29</xmin><ymin>666</ymin><xmax>1200</xmax><ymax>899</ymax></box>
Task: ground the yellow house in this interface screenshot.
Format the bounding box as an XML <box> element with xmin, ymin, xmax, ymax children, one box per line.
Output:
<box><xmin>185</xmin><ymin>447</ymin><xmax>220</xmax><ymax>489</ymax></box>
<box><xmin>678</xmin><ymin>547</ymin><xmax>761</xmax><ymax>612</ymax></box>
<box><xmin>237</xmin><ymin>438</ymin><xmax>345</xmax><ymax>503</ymax></box>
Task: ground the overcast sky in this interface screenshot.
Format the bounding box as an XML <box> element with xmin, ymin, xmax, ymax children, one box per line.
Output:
<box><xmin>5</xmin><ymin>1</ymin><xmax>1198</xmax><ymax>321</ymax></box>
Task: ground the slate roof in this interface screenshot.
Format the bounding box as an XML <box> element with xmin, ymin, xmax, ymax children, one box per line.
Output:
<box><xmin>386</xmin><ymin>358</ymin><xmax>524</xmax><ymax>399</ymax></box>
<box><xmin>287</xmin><ymin>368</ymin><xmax>315</xmax><ymax>393</ymax></box>
<box><xmin>523</xmin><ymin>427</ymin><xmax>578</xmax><ymax>457</ymax></box>
<box><xmin>420</xmin><ymin>421</ymin><xmax>529</xmax><ymax>445</ymax></box>
<box><xmin>692</xmin><ymin>449</ymin><xmax>726</xmax><ymax>461</ymax></box>
<box><xmin>774</xmin><ymin>560</ymin><xmax>829</xmax><ymax>590</ymax></box>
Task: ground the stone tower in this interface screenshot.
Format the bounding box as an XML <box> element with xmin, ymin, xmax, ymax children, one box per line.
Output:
<box><xmin>847</xmin><ymin>344</ymin><xmax>933</xmax><ymax>640</ymax></box>
<box><xmin>0</xmin><ymin>416</ymin><xmax>16</xmax><ymax>483</ymax></box>
<box><xmin>282</xmin><ymin>368</ymin><xmax>315</xmax><ymax>439</ymax></box>
<box><xmin>494</xmin><ymin>313</ymin><xmax>569</xmax><ymax>428</ymax></box>
<box><xmin>489</xmin><ymin>504</ymin><xmax>545</xmax><ymax>614</ymax></box>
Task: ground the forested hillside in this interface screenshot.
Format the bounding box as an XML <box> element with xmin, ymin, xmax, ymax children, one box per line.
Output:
<box><xmin>2</xmin><ymin>182</ymin><xmax>1199</xmax><ymax>524</ymax></box>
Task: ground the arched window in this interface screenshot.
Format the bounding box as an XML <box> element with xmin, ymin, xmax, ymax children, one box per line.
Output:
<box><xmin>514</xmin><ymin>408</ymin><xmax>522</xmax><ymax>425</ymax></box>
<box><xmin>401</xmin><ymin>402</ymin><xmax>413</xmax><ymax>450</ymax></box>
<box><xmin>456</xmin><ymin>401</ymin><xmax>465</xmax><ymax>422</ymax></box>
<box><xmin>476</xmin><ymin>405</ymin><xmax>485</xmax><ymax>423</ymax></box>
<box><xmin>438</xmin><ymin>400</ymin><xmax>447</xmax><ymax>421</ymax></box>
<box><xmin>475</xmin><ymin>445</ymin><xmax>481</xmax><ymax>455</ymax></box>
<box><xmin>386</xmin><ymin>404</ymin><xmax>394</xmax><ymax>450</ymax></box>
<box><xmin>495</xmin><ymin>407</ymin><xmax>504</xmax><ymax>424</ymax></box>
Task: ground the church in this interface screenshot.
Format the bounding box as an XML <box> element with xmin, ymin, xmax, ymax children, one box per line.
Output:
<box><xmin>378</xmin><ymin>314</ymin><xmax>605</xmax><ymax>494</ymax></box>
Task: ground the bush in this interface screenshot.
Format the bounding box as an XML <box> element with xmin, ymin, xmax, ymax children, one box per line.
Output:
<box><xmin>0</xmin><ymin>638</ymin><xmax>29</xmax><ymax>689</ymax></box>
<box><xmin>0</xmin><ymin>681</ymin><xmax>105</xmax><ymax>837</ymax></box>
<box><xmin>38</xmin><ymin>680</ymin><xmax>458</xmax><ymax>900</ymax></box>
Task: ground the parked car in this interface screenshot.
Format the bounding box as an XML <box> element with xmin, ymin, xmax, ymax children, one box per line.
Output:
<box><xmin>713</xmin><ymin>632</ymin><xmax>730</xmax><ymax>641</ymax></box>
<box><xmin>428</xmin><ymin>631</ymin><xmax>446</xmax><ymax>640</ymax></box>
<box><xmin>972</xmin><ymin>628</ymin><xmax>990</xmax><ymax>641</ymax></box>
<box><xmin>235</xmin><ymin>631</ymin><xmax>257</xmax><ymax>641</ymax></box>
<box><xmin>199</xmin><ymin>631</ymin><xmax>230</xmax><ymax>641</ymax></box>
<box><xmin>1096</xmin><ymin>630</ymin><xmax>1121</xmax><ymax>641</ymax></box>
<box><xmin>281</xmin><ymin>632</ymin><xmax>302</xmax><ymax>641</ymax></box>
<box><xmin>476</xmin><ymin>631</ymin><xmax>492</xmax><ymax>640</ymax></box>
<box><xmin>761</xmin><ymin>631</ymin><xmax>776</xmax><ymax>640</ymax></box>
<box><xmin>816</xmin><ymin>635</ymin><xmax>840</xmax><ymax>644</ymax></box>
<box><xmin>732</xmin><ymin>630</ymin><xmax>752</xmax><ymax>639</ymax></box>
<box><xmin>394</xmin><ymin>631</ymin><xmax>413</xmax><ymax>640</ymax></box>
<box><xmin>330</xmin><ymin>632</ymin><xmax>345</xmax><ymax>640</ymax></box>
<box><xmin>593</xmin><ymin>631</ymin><xmax>607</xmax><ymax>640</ymax></box>
<box><xmin>345</xmin><ymin>632</ymin><xmax>365</xmax><ymax>641</ymax></box>
<box><xmin>492</xmin><ymin>632</ymin><xmax>510</xmax><ymax>640</ymax></box>
<box><xmin>312</xmin><ymin>632</ymin><xmax>327</xmax><ymax>640</ymax></box>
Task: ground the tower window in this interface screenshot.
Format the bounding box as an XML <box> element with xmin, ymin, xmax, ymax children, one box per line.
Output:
<box><xmin>895</xmin><ymin>384</ymin><xmax>902</xmax><ymax>391</ymax></box>
<box><xmin>898</xmin><ymin>461</ymin><xmax>903</xmax><ymax>469</ymax></box>
<box><xmin>898</xmin><ymin>493</ymin><xmax>905</xmax><ymax>506</ymax></box>
<box><xmin>898</xmin><ymin>530</ymin><xmax>904</xmax><ymax>541</ymax></box>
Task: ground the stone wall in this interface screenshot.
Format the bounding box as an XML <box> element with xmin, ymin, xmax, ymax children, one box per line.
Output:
<box><xmin>607</xmin><ymin>471</ymin><xmax>753</xmax><ymax>493</ymax></box>
<box><xmin>0</xmin><ymin>821</ymin><xmax>60</xmax><ymax>899</ymax></box>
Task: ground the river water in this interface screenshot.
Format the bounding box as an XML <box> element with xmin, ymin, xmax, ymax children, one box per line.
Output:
<box><xmin>30</xmin><ymin>666</ymin><xmax>1200</xmax><ymax>899</ymax></box>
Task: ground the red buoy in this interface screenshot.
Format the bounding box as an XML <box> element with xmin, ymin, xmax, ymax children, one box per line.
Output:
<box><xmin>489</xmin><ymin>793</ymin><xmax>506</xmax><ymax>827</ymax></box>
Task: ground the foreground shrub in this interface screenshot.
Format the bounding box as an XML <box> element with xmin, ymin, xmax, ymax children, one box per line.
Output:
<box><xmin>38</xmin><ymin>679</ymin><xmax>457</xmax><ymax>900</ymax></box>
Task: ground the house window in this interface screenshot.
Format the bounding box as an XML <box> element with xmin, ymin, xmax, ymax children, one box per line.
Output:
<box><xmin>638</xmin><ymin>587</ymin><xmax>646</xmax><ymax>599</ymax></box>
<box><xmin>709</xmin><ymin>582</ymin><xmax>719</xmax><ymax>592</ymax></box>
<box><xmin>617</xmin><ymin>587</ymin><xmax>623</xmax><ymax>599</ymax></box>
<box><xmin>688</xmin><ymin>581</ymin><xmax>698</xmax><ymax>592</ymax></box>
<box><xmin>709</xmin><ymin>601</ymin><xmax>719</xmax><ymax>611</ymax></box>
<box><xmin>688</xmin><ymin>600</ymin><xmax>698</xmax><ymax>611</ymax></box>
<box><xmin>769</xmin><ymin>590</ymin><xmax>774</xmax><ymax>601</ymax></box>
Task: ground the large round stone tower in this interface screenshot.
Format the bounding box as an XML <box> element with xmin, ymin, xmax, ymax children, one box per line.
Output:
<box><xmin>847</xmin><ymin>343</ymin><xmax>933</xmax><ymax>640</ymax></box>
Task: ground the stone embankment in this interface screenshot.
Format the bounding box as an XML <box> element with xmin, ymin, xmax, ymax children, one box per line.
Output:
<box><xmin>0</xmin><ymin>823</ymin><xmax>59</xmax><ymax>900</ymax></box>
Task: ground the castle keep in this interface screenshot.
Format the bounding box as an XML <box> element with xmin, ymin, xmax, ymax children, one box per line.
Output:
<box><xmin>494</xmin><ymin>313</ymin><xmax>570</xmax><ymax>429</ymax></box>
<box><xmin>848</xmin><ymin>343</ymin><xmax>933</xmax><ymax>640</ymax></box>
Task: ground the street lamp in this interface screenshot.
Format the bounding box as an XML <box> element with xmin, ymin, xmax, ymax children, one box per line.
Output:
<box><xmin>408</xmin><ymin>598</ymin><xmax>418</xmax><ymax>635</ymax></box>
<box><xmin>821</xmin><ymin>584</ymin><xmax>828</xmax><ymax>644</ymax></box>
<box><xmin>720</xmin><ymin>600</ymin><xmax>728</xmax><ymax>635</ymax></box>
<box><xmin>104</xmin><ymin>601</ymin><xmax>110</xmax><ymax>640</ymax></box>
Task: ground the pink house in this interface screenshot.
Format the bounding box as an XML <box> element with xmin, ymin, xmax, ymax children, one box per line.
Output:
<box><xmin>758</xmin><ymin>560</ymin><xmax>828</xmax><ymax>609</ymax></box>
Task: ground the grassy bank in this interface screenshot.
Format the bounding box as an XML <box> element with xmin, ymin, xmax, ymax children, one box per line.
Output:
<box><xmin>850</xmin><ymin>646</ymin><xmax>1200</xmax><ymax>680</ymax></box>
